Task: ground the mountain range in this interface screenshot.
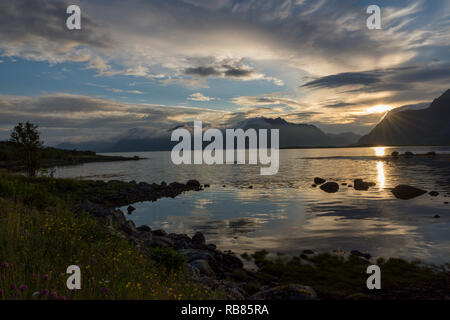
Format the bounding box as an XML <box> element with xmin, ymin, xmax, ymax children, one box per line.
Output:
<box><xmin>57</xmin><ymin>89</ymin><xmax>450</xmax><ymax>152</ymax></box>
<box><xmin>57</xmin><ymin>118</ymin><xmax>362</xmax><ymax>152</ymax></box>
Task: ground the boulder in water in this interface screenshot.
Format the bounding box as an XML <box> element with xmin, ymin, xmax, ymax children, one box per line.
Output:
<box><xmin>392</xmin><ymin>185</ymin><xmax>427</xmax><ymax>200</ymax></box>
<box><xmin>320</xmin><ymin>182</ymin><xmax>339</xmax><ymax>193</ymax></box>
<box><xmin>314</xmin><ymin>177</ymin><xmax>326</xmax><ymax>185</ymax></box>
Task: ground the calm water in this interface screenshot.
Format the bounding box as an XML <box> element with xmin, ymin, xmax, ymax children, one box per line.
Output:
<box><xmin>54</xmin><ymin>147</ymin><xmax>450</xmax><ymax>263</ymax></box>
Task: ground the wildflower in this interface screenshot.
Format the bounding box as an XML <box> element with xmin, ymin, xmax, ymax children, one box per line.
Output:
<box><xmin>10</xmin><ymin>284</ymin><xmax>17</xmax><ymax>290</ymax></box>
<box><xmin>1</xmin><ymin>261</ymin><xmax>8</xmax><ymax>268</ymax></box>
<box><xmin>42</xmin><ymin>274</ymin><xmax>50</xmax><ymax>281</ymax></box>
<box><xmin>60</xmin><ymin>296</ymin><xmax>67</xmax><ymax>300</ymax></box>
<box><xmin>50</xmin><ymin>291</ymin><xmax>58</xmax><ymax>300</ymax></box>
<box><xmin>39</xmin><ymin>289</ymin><xmax>49</xmax><ymax>297</ymax></box>
<box><xmin>19</xmin><ymin>285</ymin><xmax>28</xmax><ymax>292</ymax></box>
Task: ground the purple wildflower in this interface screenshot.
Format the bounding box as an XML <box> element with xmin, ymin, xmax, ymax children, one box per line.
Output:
<box><xmin>60</xmin><ymin>296</ymin><xmax>67</xmax><ymax>300</ymax></box>
<box><xmin>1</xmin><ymin>261</ymin><xmax>8</xmax><ymax>268</ymax></box>
<box><xmin>39</xmin><ymin>289</ymin><xmax>49</xmax><ymax>297</ymax></box>
<box><xmin>50</xmin><ymin>291</ymin><xmax>58</xmax><ymax>300</ymax></box>
<box><xmin>42</xmin><ymin>274</ymin><xmax>50</xmax><ymax>281</ymax></box>
<box><xmin>10</xmin><ymin>284</ymin><xmax>16</xmax><ymax>290</ymax></box>
<box><xmin>19</xmin><ymin>285</ymin><xmax>28</xmax><ymax>292</ymax></box>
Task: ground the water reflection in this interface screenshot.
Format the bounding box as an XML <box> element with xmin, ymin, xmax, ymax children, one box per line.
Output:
<box><xmin>377</xmin><ymin>161</ymin><xmax>386</xmax><ymax>189</ymax></box>
<box><xmin>374</xmin><ymin>147</ymin><xmax>386</xmax><ymax>156</ymax></box>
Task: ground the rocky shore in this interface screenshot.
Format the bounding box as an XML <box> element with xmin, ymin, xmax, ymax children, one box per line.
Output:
<box><xmin>73</xmin><ymin>180</ymin><xmax>317</xmax><ymax>300</ymax></box>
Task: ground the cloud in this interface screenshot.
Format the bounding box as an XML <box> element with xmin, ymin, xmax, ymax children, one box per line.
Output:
<box><xmin>0</xmin><ymin>93</ymin><xmax>223</xmax><ymax>143</ymax></box>
<box><xmin>188</xmin><ymin>93</ymin><xmax>215</xmax><ymax>101</ymax></box>
<box><xmin>0</xmin><ymin>0</ymin><xmax>111</xmax><ymax>68</ymax></box>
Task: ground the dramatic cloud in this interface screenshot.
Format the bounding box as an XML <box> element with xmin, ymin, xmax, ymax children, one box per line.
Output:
<box><xmin>0</xmin><ymin>0</ymin><xmax>449</xmax><ymax>138</ymax></box>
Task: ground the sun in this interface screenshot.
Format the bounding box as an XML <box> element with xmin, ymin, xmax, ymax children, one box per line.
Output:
<box><xmin>366</xmin><ymin>105</ymin><xmax>393</xmax><ymax>113</ymax></box>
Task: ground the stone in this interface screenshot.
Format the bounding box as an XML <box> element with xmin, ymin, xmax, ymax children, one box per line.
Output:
<box><xmin>136</xmin><ymin>225</ymin><xmax>151</xmax><ymax>233</ymax></box>
<box><xmin>192</xmin><ymin>232</ymin><xmax>206</xmax><ymax>245</ymax></box>
<box><xmin>429</xmin><ymin>191</ymin><xmax>439</xmax><ymax>197</ymax></box>
<box><xmin>434</xmin><ymin>215</ymin><xmax>440</xmax><ymax>219</ymax></box>
<box><xmin>127</xmin><ymin>205</ymin><xmax>136</xmax><ymax>214</ymax></box>
<box><xmin>152</xmin><ymin>229</ymin><xmax>168</xmax><ymax>237</ymax></box>
<box><xmin>320</xmin><ymin>182</ymin><xmax>339</xmax><ymax>193</ymax></box>
<box><xmin>189</xmin><ymin>259</ymin><xmax>216</xmax><ymax>278</ymax></box>
<box><xmin>314</xmin><ymin>177</ymin><xmax>326</xmax><ymax>185</ymax></box>
<box><xmin>391</xmin><ymin>151</ymin><xmax>399</xmax><ymax>157</ymax></box>
<box><xmin>392</xmin><ymin>185</ymin><xmax>427</xmax><ymax>200</ymax></box>
<box><xmin>302</xmin><ymin>249</ymin><xmax>314</xmax><ymax>255</ymax></box>
<box><xmin>186</xmin><ymin>180</ymin><xmax>201</xmax><ymax>189</ymax></box>
<box><xmin>354</xmin><ymin>179</ymin><xmax>376</xmax><ymax>191</ymax></box>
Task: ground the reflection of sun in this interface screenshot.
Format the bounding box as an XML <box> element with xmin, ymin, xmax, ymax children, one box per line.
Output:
<box><xmin>377</xmin><ymin>161</ymin><xmax>385</xmax><ymax>189</ymax></box>
<box><xmin>373</xmin><ymin>147</ymin><xmax>386</xmax><ymax>156</ymax></box>
<box><xmin>367</xmin><ymin>105</ymin><xmax>392</xmax><ymax>113</ymax></box>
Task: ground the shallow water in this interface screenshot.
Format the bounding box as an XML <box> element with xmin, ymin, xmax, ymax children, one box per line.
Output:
<box><xmin>54</xmin><ymin>146</ymin><xmax>450</xmax><ymax>263</ymax></box>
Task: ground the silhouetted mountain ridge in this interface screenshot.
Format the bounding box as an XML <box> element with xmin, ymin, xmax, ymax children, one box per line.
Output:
<box><xmin>359</xmin><ymin>89</ymin><xmax>450</xmax><ymax>146</ymax></box>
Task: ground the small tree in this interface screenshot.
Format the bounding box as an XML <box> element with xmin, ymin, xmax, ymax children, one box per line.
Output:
<box><xmin>10</xmin><ymin>122</ymin><xmax>43</xmax><ymax>177</ymax></box>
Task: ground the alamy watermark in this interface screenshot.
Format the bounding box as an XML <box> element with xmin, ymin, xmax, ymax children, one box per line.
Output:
<box><xmin>171</xmin><ymin>121</ymin><xmax>279</xmax><ymax>176</ymax></box>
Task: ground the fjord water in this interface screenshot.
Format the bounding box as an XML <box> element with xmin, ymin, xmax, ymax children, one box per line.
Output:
<box><xmin>54</xmin><ymin>147</ymin><xmax>450</xmax><ymax>263</ymax></box>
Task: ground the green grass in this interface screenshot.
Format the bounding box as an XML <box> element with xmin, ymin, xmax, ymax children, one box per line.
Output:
<box><xmin>0</xmin><ymin>173</ymin><xmax>222</xmax><ymax>300</ymax></box>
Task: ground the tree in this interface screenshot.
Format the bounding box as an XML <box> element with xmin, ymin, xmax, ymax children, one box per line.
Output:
<box><xmin>10</xmin><ymin>122</ymin><xmax>43</xmax><ymax>177</ymax></box>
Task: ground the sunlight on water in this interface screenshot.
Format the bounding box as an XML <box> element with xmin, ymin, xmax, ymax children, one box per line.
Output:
<box><xmin>377</xmin><ymin>161</ymin><xmax>385</xmax><ymax>189</ymax></box>
<box><xmin>373</xmin><ymin>147</ymin><xmax>386</xmax><ymax>156</ymax></box>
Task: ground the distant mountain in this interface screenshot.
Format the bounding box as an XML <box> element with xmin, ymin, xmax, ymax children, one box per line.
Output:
<box><xmin>359</xmin><ymin>89</ymin><xmax>450</xmax><ymax>146</ymax></box>
<box><xmin>57</xmin><ymin>117</ymin><xmax>362</xmax><ymax>152</ymax></box>
<box><xmin>238</xmin><ymin>117</ymin><xmax>361</xmax><ymax>148</ymax></box>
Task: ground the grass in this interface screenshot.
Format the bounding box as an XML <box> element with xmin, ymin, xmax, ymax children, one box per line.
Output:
<box><xmin>0</xmin><ymin>172</ymin><xmax>135</xmax><ymax>208</ymax></box>
<box><xmin>0</xmin><ymin>172</ymin><xmax>222</xmax><ymax>300</ymax></box>
<box><xmin>250</xmin><ymin>250</ymin><xmax>450</xmax><ymax>299</ymax></box>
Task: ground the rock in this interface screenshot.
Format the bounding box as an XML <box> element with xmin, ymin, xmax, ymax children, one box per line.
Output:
<box><xmin>248</xmin><ymin>186</ymin><xmax>253</xmax><ymax>189</ymax></box>
<box><xmin>434</xmin><ymin>215</ymin><xmax>440</xmax><ymax>219</ymax></box>
<box><xmin>404</xmin><ymin>151</ymin><xmax>414</xmax><ymax>158</ymax></box>
<box><xmin>204</xmin><ymin>184</ymin><xmax>210</xmax><ymax>188</ymax></box>
<box><xmin>391</xmin><ymin>151</ymin><xmax>399</xmax><ymax>157</ymax></box>
<box><xmin>302</xmin><ymin>249</ymin><xmax>314</xmax><ymax>255</ymax></box>
<box><xmin>136</xmin><ymin>225</ymin><xmax>151</xmax><ymax>233</ymax></box>
<box><xmin>314</xmin><ymin>177</ymin><xmax>326</xmax><ymax>185</ymax></box>
<box><xmin>348</xmin><ymin>184</ymin><xmax>353</xmax><ymax>188</ymax></box>
<box><xmin>147</xmin><ymin>236</ymin><xmax>174</xmax><ymax>248</ymax></box>
<box><xmin>207</xmin><ymin>244</ymin><xmax>217</xmax><ymax>251</ymax></box>
<box><xmin>127</xmin><ymin>205</ymin><xmax>136</xmax><ymax>214</ymax></box>
<box><xmin>137</xmin><ymin>231</ymin><xmax>152</xmax><ymax>241</ymax></box>
<box><xmin>311</xmin><ymin>184</ymin><xmax>317</xmax><ymax>188</ymax></box>
<box><xmin>121</xmin><ymin>220</ymin><xmax>137</xmax><ymax>235</ymax></box>
<box><xmin>189</xmin><ymin>259</ymin><xmax>216</xmax><ymax>278</ymax></box>
<box><xmin>392</xmin><ymin>185</ymin><xmax>427</xmax><ymax>200</ymax></box>
<box><xmin>429</xmin><ymin>191</ymin><xmax>439</xmax><ymax>197</ymax></box>
<box><xmin>320</xmin><ymin>182</ymin><xmax>339</xmax><ymax>193</ymax></box>
<box><xmin>186</xmin><ymin>264</ymin><xmax>200</xmax><ymax>278</ymax></box>
<box><xmin>192</xmin><ymin>232</ymin><xmax>206</xmax><ymax>246</ymax></box>
<box><xmin>251</xmin><ymin>284</ymin><xmax>317</xmax><ymax>300</ymax></box>
<box><xmin>341</xmin><ymin>183</ymin><xmax>347</xmax><ymax>186</ymax></box>
<box><xmin>350</xmin><ymin>250</ymin><xmax>371</xmax><ymax>260</ymax></box>
<box><xmin>179</xmin><ymin>249</ymin><xmax>213</xmax><ymax>262</ymax></box>
<box><xmin>186</xmin><ymin>180</ymin><xmax>201</xmax><ymax>189</ymax></box>
<box><xmin>354</xmin><ymin>179</ymin><xmax>376</xmax><ymax>191</ymax></box>
<box><xmin>426</xmin><ymin>151</ymin><xmax>437</xmax><ymax>157</ymax></box>
<box><xmin>152</xmin><ymin>229</ymin><xmax>168</xmax><ymax>237</ymax></box>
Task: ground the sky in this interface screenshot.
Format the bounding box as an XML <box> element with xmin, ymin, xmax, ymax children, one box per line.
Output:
<box><xmin>0</xmin><ymin>0</ymin><xmax>449</xmax><ymax>144</ymax></box>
